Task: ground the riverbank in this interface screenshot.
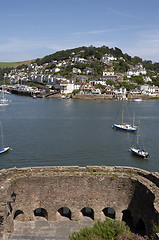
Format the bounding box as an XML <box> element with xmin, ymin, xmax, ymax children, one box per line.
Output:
<box><xmin>48</xmin><ymin>93</ymin><xmax>159</xmax><ymax>101</ymax></box>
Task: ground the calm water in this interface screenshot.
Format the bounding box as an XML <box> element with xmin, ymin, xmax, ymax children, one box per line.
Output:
<box><xmin>0</xmin><ymin>94</ymin><xmax>158</xmax><ymax>172</ymax></box>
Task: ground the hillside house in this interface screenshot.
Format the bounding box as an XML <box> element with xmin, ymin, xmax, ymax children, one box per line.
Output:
<box><xmin>136</xmin><ymin>85</ymin><xmax>159</xmax><ymax>95</ymax></box>
<box><xmin>72</xmin><ymin>57</ymin><xmax>88</xmax><ymax>64</ymax></box>
<box><xmin>90</xmin><ymin>79</ymin><xmax>106</xmax><ymax>86</ymax></box>
<box><xmin>60</xmin><ymin>82</ymin><xmax>81</xmax><ymax>94</ymax></box>
<box><xmin>114</xmin><ymin>87</ymin><xmax>127</xmax><ymax>96</ymax></box>
<box><xmin>101</xmin><ymin>54</ymin><xmax>117</xmax><ymax>63</ymax></box>
<box><xmin>127</xmin><ymin>63</ymin><xmax>147</xmax><ymax>77</ymax></box>
<box><xmin>103</xmin><ymin>69</ymin><xmax>115</xmax><ymax>76</ymax></box>
<box><xmin>105</xmin><ymin>85</ymin><xmax>115</xmax><ymax>95</ymax></box>
<box><xmin>52</xmin><ymin>68</ymin><xmax>60</xmax><ymax>73</ymax></box>
<box><xmin>143</xmin><ymin>76</ymin><xmax>152</xmax><ymax>83</ymax></box>
<box><xmin>83</xmin><ymin>67</ymin><xmax>95</xmax><ymax>75</ymax></box>
<box><xmin>72</xmin><ymin>68</ymin><xmax>81</xmax><ymax>74</ymax></box>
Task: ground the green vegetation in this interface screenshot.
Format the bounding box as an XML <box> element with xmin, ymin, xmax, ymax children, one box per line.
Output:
<box><xmin>114</xmin><ymin>59</ymin><xmax>129</xmax><ymax>73</ymax></box>
<box><xmin>1</xmin><ymin>45</ymin><xmax>159</xmax><ymax>89</ymax></box>
<box><xmin>72</xmin><ymin>89</ymin><xmax>80</xmax><ymax>95</ymax></box>
<box><xmin>0</xmin><ymin>60</ymin><xmax>33</xmax><ymax>68</ymax></box>
<box><xmin>69</xmin><ymin>219</ymin><xmax>148</xmax><ymax>240</ymax></box>
<box><xmin>150</xmin><ymin>219</ymin><xmax>159</xmax><ymax>240</ymax></box>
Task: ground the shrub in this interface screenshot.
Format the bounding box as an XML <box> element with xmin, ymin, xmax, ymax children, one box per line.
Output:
<box><xmin>116</xmin><ymin>229</ymin><xmax>149</xmax><ymax>240</ymax></box>
<box><xmin>69</xmin><ymin>219</ymin><xmax>149</xmax><ymax>240</ymax></box>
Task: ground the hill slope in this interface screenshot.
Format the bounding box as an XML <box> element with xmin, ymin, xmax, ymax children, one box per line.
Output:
<box><xmin>0</xmin><ymin>60</ymin><xmax>34</xmax><ymax>68</ymax></box>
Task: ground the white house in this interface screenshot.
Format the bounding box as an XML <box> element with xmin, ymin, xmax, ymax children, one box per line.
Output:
<box><xmin>52</xmin><ymin>68</ymin><xmax>60</xmax><ymax>73</ymax></box>
<box><xmin>103</xmin><ymin>70</ymin><xmax>115</xmax><ymax>76</ymax></box>
<box><xmin>114</xmin><ymin>87</ymin><xmax>127</xmax><ymax>96</ymax></box>
<box><xmin>127</xmin><ymin>68</ymin><xmax>147</xmax><ymax>77</ymax></box>
<box><xmin>60</xmin><ymin>82</ymin><xmax>81</xmax><ymax>94</ymax></box>
<box><xmin>101</xmin><ymin>54</ymin><xmax>117</xmax><ymax>63</ymax></box>
<box><xmin>72</xmin><ymin>68</ymin><xmax>81</xmax><ymax>74</ymax></box>
<box><xmin>72</xmin><ymin>57</ymin><xmax>88</xmax><ymax>64</ymax></box>
<box><xmin>91</xmin><ymin>88</ymin><xmax>101</xmax><ymax>94</ymax></box>
<box><xmin>127</xmin><ymin>64</ymin><xmax>147</xmax><ymax>77</ymax></box>
<box><xmin>137</xmin><ymin>85</ymin><xmax>158</xmax><ymax>95</ymax></box>
<box><xmin>143</xmin><ymin>76</ymin><xmax>152</xmax><ymax>83</ymax></box>
<box><xmin>90</xmin><ymin>80</ymin><xmax>106</xmax><ymax>86</ymax></box>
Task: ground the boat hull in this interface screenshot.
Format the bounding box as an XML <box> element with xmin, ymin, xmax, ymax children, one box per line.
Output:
<box><xmin>0</xmin><ymin>147</ymin><xmax>10</xmax><ymax>154</ymax></box>
<box><xmin>134</xmin><ymin>98</ymin><xmax>142</xmax><ymax>102</ymax></box>
<box><xmin>0</xmin><ymin>103</ymin><xmax>9</xmax><ymax>106</ymax></box>
<box><xmin>130</xmin><ymin>147</ymin><xmax>149</xmax><ymax>158</ymax></box>
<box><xmin>113</xmin><ymin>124</ymin><xmax>137</xmax><ymax>132</ymax></box>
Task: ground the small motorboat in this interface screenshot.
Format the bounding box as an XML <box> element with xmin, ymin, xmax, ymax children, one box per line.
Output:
<box><xmin>134</xmin><ymin>98</ymin><xmax>142</xmax><ymax>102</ymax></box>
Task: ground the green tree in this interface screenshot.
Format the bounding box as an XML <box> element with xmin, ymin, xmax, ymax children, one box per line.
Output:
<box><xmin>131</xmin><ymin>56</ymin><xmax>143</xmax><ymax>65</ymax></box>
<box><xmin>131</xmin><ymin>75</ymin><xmax>145</xmax><ymax>85</ymax></box>
<box><xmin>95</xmin><ymin>83</ymin><xmax>106</xmax><ymax>89</ymax></box>
<box><xmin>114</xmin><ymin>60</ymin><xmax>129</xmax><ymax>73</ymax></box>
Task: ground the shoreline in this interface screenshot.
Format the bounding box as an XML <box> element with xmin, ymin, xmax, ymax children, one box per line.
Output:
<box><xmin>48</xmin><ymin>93</ymin><xmax>159</xmax><ymax>101</ymax></box>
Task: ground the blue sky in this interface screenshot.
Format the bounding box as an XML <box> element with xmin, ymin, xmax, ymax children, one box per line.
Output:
<box><xmin>0</xmin><ymin>0</ymin><xmax>159</xmax><ymax>62</ymax></box>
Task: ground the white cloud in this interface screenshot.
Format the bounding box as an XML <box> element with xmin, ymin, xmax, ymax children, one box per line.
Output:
<box><xmin>74</xmin><ymin>26</ymin><xmax>142</xmax><ymax>35</ymax></box>
<box><xmin>1</xmin><ymin>27</ymin><xmax>159</xmax><ymax>62</ymax></box>
<box><xmin>106</xmin><ymin>7</ymin><xmax>140</xmax><ymax>19</ymax></box>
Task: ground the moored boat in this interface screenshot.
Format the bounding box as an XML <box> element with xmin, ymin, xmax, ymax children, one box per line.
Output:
<box><xmin>130</xmin><ymin>147</ymin><xmax>149</xmax><ymax>158</ymax></box>
<box><xmin>0</xmin><ymin>122</ymin><xmax>10</xmax><ymax>154</ymax></box>
<box><xmin>134</xmin><ymin>98</ymin><xmax>142</xmax><ymax>102</ymax></box>
<box><xmin>112</xmin><ymin>101</ymin><xmax>137</xmax><ymax>132</ymax></box>
<box><xmin>0</xmin><ymin>147</ymin><xmax>10</xmax><ymax>154</ymax></box>
<box><xmin>113</xmin><ymin>124</ymin><xmax>137</xmax><ymax>132</ymax></box>
<box><xmin>129</xmin><ymin>120</ymin><xmax>149</xmax><ymax>158</ymax></box>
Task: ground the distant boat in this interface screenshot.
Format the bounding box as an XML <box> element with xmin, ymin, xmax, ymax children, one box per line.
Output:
<box><xmin>112</xmin><ymin>101</ymin><xmax>137</xmax><ymax>132</ymax></box>
<box><xmin>32</xmin><ymin>94</ymin><xmax>37</xmax><ymax>99</ymax></box>
<box><xmin>129</xmin><ymin>121</ymin><xmax>149</xmax><ymax>158</ymax></box>
<box><xmin>0</xmin><ymin>86</ymin><xmax>9</xmax><ymax>106</ymax></box>
<box><xmin>134</xmin><ymin>98</ymin><xmax>142</xmax><ymax>102</ymax></box>
<box><xmin>60</xmin><ymin>95</ymin><xmax>66</xmax><ymax>99</ymax></box>
<box><xmin>0</xmin><ymin>122</ymin><xmax>10</xmax><ymax>154</ymax></box>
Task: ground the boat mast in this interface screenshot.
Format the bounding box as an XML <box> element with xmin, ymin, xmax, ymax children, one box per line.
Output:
<box><xmin>133</xmin><ymin>112</ymin><xmax>135</xmax><ymax>127</ymax></box>
<box><xmin>0</xmin><ymin>122</ymin><xmax>4</xmax><ymax>148</ymax></box>
<box><xmin>121</xmin><ymin>101</ymin><xmax>124</xmax><ymax>125</ymax></box>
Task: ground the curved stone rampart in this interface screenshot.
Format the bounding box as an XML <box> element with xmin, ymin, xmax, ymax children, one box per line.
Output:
<box><xmin>0</xmin><ymin>166</ymin><xmax>159</xmax><ymax>238</ymax></box>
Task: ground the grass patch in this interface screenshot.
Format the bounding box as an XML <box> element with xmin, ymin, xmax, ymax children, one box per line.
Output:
<box><xmin>0</xmin><ymin>60</ymin><xmax>34</xmax><ymax>68</ymax></box>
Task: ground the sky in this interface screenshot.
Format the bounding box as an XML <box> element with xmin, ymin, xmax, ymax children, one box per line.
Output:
<box><xmin>0</xmin><ymin>0</ymin><xmax>159</xmax><ymax>62</ymax></box>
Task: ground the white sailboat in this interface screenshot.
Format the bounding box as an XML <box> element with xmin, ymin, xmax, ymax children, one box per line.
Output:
<box><xmin>112</xmin><ymin>101</ymin><xmax>137</xmax><ymax>132</ymax></box>
<box><xmin>0</xmin><ymin>86</ymin><xmax>9</xmax><ymax>106</ymax></box>
<box><xmin>0</xmin><ymin>122</ymin><xmax>10</xmax><ymax>154</ymax></box>
<box><xmin>130</xmin><ymin>146</ymin><xmax>149</xmax><ymax>158</ymax></box>
<box><xmin>129</xmin><ymin>121</ymin><xmax>149</xmax><ymax>158</ymax></box>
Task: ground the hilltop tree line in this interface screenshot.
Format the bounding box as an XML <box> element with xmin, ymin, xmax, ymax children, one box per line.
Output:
<box><xmin>35</xmin><ymin>45</ymin><xmax>159</xmax><ymax>73</ymax></box>
<box><xmin>0</xmin><ymin>45</ymin><xmax>159</xmax><ymax>84</ymax></box>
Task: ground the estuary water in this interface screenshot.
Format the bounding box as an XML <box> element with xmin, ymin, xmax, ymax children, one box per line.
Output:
<box><xmin>0</xmin><ymin>94</ymin><xmax>158</xmax><ymax>172</ymax></box>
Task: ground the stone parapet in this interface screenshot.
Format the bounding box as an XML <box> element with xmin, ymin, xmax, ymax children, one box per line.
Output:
<box><xmin>0</xmin><ymin>166</ymin><xmax>158</xmax><ymax>238</ymax></box>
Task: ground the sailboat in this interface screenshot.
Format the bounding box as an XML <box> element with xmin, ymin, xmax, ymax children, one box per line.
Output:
<box><xmin>0</xmin><ymin>122</ymin><xmax>10</xmax><ymax>154</ymax></box>
<box><xmin>0</xmin><ymin>86</ymin><xmax>9</xmax><ymax>106</ymax></box>
<box><xmin>112</xmin><ymin>101</ymin><xmax>137</xmax><ymax>132</ymax></box>
<box><xmin>129</xmin><ymin>121</ymin><xmax>149</xmax><ymax>158</ymax></box>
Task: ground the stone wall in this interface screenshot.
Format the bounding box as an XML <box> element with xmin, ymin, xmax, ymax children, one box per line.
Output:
<box><xmin>0</xmin><ymin>166</ymin><xmax>159</xmax><ymax>238</ymax></box>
